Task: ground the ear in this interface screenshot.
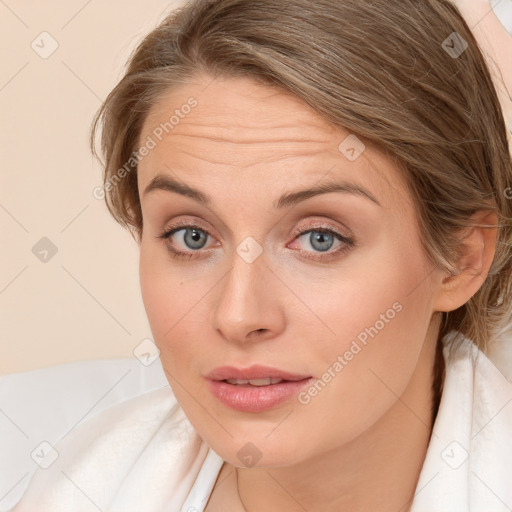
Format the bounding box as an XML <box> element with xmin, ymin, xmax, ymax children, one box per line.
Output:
<box><xmin>433</xmin><ymin>210</ymin><xmax>498</xmax><ymax>312</ymax></box>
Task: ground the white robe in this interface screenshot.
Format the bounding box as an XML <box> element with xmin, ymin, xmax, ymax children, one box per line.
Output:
<box><xmin>9</xmin><ymin>331</ymin><xmax>512</xmax><ymax>511</ymax></box>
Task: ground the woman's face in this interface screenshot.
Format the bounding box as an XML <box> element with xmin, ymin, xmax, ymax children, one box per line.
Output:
<box><xmin>137</xmin><ymin>74</ymin><xmax>442</xmax><ymax>467</ymax></box>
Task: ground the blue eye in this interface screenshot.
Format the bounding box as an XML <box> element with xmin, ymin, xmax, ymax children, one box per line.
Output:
<box><xmin>302</xmin><ymin>230</ymin><xmax>336</xmax><ymax>252</ymax></box>
<box><xmin>156</xmin><ymin>224</ymin><xmax>354</xmax><ymax>261</ymax></box>
<box><xmin>290</xmin><ymin>228</ymin><xmax>354</xmax><ymax>261</ymax></box>
<box><xmin>177</xmin><ymin>227</ymin><xmax>208</xmax><ymax>250</ymax></box>
<box><xmin>157</xmin><ymin>226</ymin><xmax>212</xmax><ymax>260</ymax></box>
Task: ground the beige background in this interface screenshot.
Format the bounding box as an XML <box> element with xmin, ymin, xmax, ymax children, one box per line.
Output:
<box><xmin>0</xmin><ymin>0</ymin><xmax>185</xmax><ymax>375</ymax></box>
<box><xmin>1</xmin><ymin>1</ymin><xmax>511</xmax><ymax>376</ymax></box>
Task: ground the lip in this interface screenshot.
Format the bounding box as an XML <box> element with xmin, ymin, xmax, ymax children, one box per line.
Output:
<box><xmin>206</xmin><ymin>365</ymin><xmax>313</xmax><ymax>412</ymax></box>
<box><xmin>206</xmin><ymin>365</ymin><xmax>311</xmax><ymax>382</ymax></box>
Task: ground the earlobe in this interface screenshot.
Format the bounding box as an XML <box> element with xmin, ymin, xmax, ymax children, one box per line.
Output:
<box><xmin>434</xmin><ymin>210</ymin><xmax>498</xmax><ymax>312</ymax></box>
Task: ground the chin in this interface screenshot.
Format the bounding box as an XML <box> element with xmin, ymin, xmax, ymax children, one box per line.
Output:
<box><xmin>205</xmin><ymin>431</ymin><xmax>311</xmax><ymax>469</ymax></box>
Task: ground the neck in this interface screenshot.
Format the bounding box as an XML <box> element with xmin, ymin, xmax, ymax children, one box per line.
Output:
<box><xmin>235</xmin><ymin>320</ymin><xmax>443</xmax><ymax>512</ymax></box>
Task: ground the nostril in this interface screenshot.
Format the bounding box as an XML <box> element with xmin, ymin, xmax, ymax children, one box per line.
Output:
<box><xmin>249</xmin><ymin>328</ymin><xmax>266</xmax><ymax>337</ymax></box>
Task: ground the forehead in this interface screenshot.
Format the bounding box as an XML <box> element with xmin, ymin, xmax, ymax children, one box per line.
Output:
<box><xmin>137</xmin><ymin>74</ymin><xmax>410</xmax><ymax>211</ymax></box>
<box><xmin>141</xmin><ymin>74</ymin><xmax>337</xmax><ymax>142</ymax></box>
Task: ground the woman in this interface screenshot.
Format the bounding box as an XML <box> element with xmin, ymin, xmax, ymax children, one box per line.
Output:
<box><xmin>11</xmin><ymin>0</ymin><xmax>512</xmax><ymax>510</ymax></box>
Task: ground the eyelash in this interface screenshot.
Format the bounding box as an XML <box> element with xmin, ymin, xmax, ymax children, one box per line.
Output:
<box><xmin>156</xmin><ymin>223</ymin><xmax>355</xmax><ymax>262</ymax></box>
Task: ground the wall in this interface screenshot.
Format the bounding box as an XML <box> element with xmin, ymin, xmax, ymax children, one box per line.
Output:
<box><xmin>1</xmin><ymin>0</ymin><xmax>185</xmax><ymax>374</ymax></box>
<box><xmin>1</xmin><ymin>0</ymin><xmax>511</xmax><ymax>375</ymax></box>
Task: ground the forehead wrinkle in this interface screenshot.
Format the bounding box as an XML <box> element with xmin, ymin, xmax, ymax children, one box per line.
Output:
<box><xmin>174</xmin><ymin>145</ymin><xmax>332</xmax><ymax>169</ymax></box>
<box><xmin>159</xmin><ymin>128</ymin><xmax>333</xmax><ymax>149</ymax></box>
<box><xmin>141</xmin><ymin>107</ymin><xmax>338</xmax><ymax>145</ymax></box>
<box><xmin>158</xmin><ymin>131</ymin><xmax>331</xmax><ymax>145</ymax></box>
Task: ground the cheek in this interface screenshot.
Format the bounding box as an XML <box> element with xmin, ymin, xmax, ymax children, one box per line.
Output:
<box><xmin>298</xmin><ymin>239</ymin><xmax>434</xmax><ymax>392</ymax></box>
<box><xmin>139</xmin><ymin>247</ymin><xmax>171</xmax><ymax>337</ymax></box>
<box><xmin>296</xmin><ymin>239</ymin><xmax>432</xmax><ymax>357</ymax></box>
<box><xmin>139</xmin><ymin>243</ymin><xmax>186</xmax><ymax>345</ymax></box>
<box><xmin>139</xmin><ymin>241</ymin><xmax>212</xmax><ymax>375</ymax></box>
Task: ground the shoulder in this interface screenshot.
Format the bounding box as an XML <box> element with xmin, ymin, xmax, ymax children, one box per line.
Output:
<box><xmin>441</xmin><ymin>331</ymin><xmax>512</xmax><ymax>449</ymax></box>
<box><xmin>443</xmin><ymin>330</ymin><xmax>512</xmax><ymax>410</ymax></box>
<box><xmin>411</xmin><ymin>331</ymin><xmax>512</xmax><ymax>511</ymax></box>
<box><xmin>11</xmin><ymin>386</ymin><xmax>210</xmax><ymax>512</ymax></box>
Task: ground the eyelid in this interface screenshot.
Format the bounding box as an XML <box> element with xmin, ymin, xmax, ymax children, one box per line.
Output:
<box><xmin>288</xmin><ymin>222</ymin><xmax>354</xmax><ymax>261</ymax></box>
<box><xmin>292</xmin><ymin>219</ymin><xmax>352</xmax><ymax>240</ymax></box>
<box><xmin>159</xmin><ymin>218</ymin><xmax>218</xmax><ymax>242</ymax></box>
<box><xmin>157</xmin><ymin>222</ymin><xmax>219</xmax><ymax>249</ymax></box>
<box><xmin>158</xmin><ymin>219</ymin><xmax>350</xmax><ymax>243</ymax></box>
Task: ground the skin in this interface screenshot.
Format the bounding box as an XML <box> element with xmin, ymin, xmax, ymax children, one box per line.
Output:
<box><xmin>137</xmin><ymin>74</ymin><xmax>496</xmax><ymax>511</ymax></box>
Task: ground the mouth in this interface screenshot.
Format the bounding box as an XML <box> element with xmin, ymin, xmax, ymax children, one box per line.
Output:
<box><xmin>206</xmin><ymin>365</ymin><xmax>313</xmax><ymax>412</ymax></box>
<box><xmin>223</xmin><ymin>377</ymin><xmax>293</xmax><ymax>386</ymax></box>
<box><xmin>206</xmin><ymin>364</ymin><xmax>311</xmax><ymax>382</ymax></box>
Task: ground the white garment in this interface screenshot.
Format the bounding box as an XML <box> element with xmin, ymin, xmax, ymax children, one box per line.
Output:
<box><xmin>8</xmin><ymin>331</ymin><xmax>512</xmax><ymax>512</ymax></box>
<box><xmin>0</xmin><ymin>358</ymin><xmax>169</xmax><ymax>511</ymax></box>
<box><xmin>410</xmin><ymin>332</ymin><xmax>512</xmax><ymax>512</ymax></box>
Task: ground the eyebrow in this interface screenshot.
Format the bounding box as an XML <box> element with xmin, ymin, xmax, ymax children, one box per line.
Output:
<box><xmin>143</xmin><ymin>174</ymin><xmax>381</xmax><ymax>208</ymax></box>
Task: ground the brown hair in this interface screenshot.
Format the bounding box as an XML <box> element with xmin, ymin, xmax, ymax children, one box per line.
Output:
<box><xmin>91</xmin><ymin>0</ymin><xmax>512</xmax><ymax>366</ymax></box>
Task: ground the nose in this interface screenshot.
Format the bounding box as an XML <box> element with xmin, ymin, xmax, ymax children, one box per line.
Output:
<box><xmin>211</xmin><ymin>246</ymin><xmax>286</xmax><ymax>345</ymax></box>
